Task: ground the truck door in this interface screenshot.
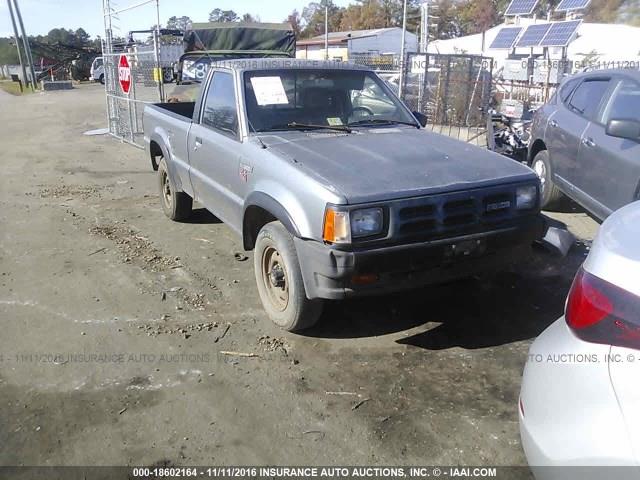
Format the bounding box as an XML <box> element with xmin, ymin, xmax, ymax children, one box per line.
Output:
<box><xmin>577</xmin><ymin>77</ymin><xmax>640</xmax><ymax>218</ymax></box>
<box><xmin>188</xmin><ymin>70</ymin><xmax>243</xmax><ymax>230</ymax></box>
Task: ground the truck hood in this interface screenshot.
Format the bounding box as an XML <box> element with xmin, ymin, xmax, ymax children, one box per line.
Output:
<box><xmin>260</xmin><ymin>127</ymin><xmax>537</xmax><ymax>204</ymax></box>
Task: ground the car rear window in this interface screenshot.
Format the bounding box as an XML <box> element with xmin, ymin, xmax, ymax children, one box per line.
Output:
<box><xmin>601</xmin><ymin>79</ymin><xmax>640</xmax><ymax>123</ymax></box>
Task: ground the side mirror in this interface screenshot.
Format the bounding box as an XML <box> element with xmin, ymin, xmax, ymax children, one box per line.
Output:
<box><xmin>606</xmin><ymin>118</ymin><xmax>640</xmax><ymax>142</ymax></box>
<box><xmin>412</xmin><ymin>111</ymin><xmax>428</xmax><ymax>127</ymax></box>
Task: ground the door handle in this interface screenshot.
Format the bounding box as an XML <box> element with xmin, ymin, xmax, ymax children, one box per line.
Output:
<box><xmin>549</xmin><ymin>120</ymin><xmax>559</xmax><ymax>128</ymax></box>
<box><xmin>194</xmin><ymin>137</ymin><xmax>203</xmax><ymax>149</ymax></box>
<box><xmin>582</xmin><ymin>137</ymin><xmax>596</xmax><ymax>148</ymax></box>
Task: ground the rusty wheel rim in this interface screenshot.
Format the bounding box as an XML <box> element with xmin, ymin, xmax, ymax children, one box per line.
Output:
<box><xmin>161</xmin><ymin>168</ymin><xmax>172</xmax><ymax>210</ymax></box>
<box><xmin>261</xmin><ymin>246</ymin><xmax>289</xmax><ymax>312</ymax></box>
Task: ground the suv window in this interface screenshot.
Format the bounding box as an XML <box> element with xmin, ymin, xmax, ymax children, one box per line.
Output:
<box><xmin>201</xmin><ymin>72</ymin><xmax>238</xmax><ymax>137</ymax></box>
<box><xmin>568</xmin><ymin>79</ymin><xmax>610</xmax><ymax>120</ymax></box>
<box><xmin>600</xmin><ymin>79</ymin><xmax>640</xmax><ymax>124</ymax></box>
<box><xmin>559</xmin><ymin>78</ymin><xmax>579</xmax><ymax>104</ymax></box>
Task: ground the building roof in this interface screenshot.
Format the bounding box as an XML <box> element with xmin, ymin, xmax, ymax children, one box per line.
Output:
<box><xmin>428</xmin><ymin>20</ymin><xmax>640</xmax><ymax>72</ymax></box>
<box><xmin>297</xmin><ymin>27</ymin><xmax>402</xmax><ymax>46</ymax></box>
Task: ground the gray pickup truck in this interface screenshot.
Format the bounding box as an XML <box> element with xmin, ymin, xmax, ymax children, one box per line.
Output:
<box><xmin>144</xmin><ymin>59</ymin><xmax>545</xmax><ymax>331</ymax></box>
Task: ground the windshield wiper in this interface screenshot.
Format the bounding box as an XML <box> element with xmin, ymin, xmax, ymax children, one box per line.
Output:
<box><xmin>282</xmin><ymin>122</ymin><xmax>352</xmax><ymax>133</ymax></box>
<box><xmin>347</xmin><ymin>119</ymin><xmax>420</xmax><ymax>129</ymax></box>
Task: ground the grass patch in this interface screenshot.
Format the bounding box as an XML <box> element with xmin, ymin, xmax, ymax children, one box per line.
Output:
<box><xmin>0</xmin><ymin>79</ymin><xmax>35</xmax><ymax>96</ymax></box>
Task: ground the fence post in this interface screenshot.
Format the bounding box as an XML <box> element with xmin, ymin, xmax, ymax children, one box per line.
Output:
<box><xmin>442</xmin><ymin>56</ymin><xmax>451</xmax><ymax>125</ymax></box>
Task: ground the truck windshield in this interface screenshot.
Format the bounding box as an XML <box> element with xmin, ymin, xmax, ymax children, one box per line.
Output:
<box><xmin>243</xmin><ymin>69</ymin><xmax>417</xmax><ymax>133</ymax></box>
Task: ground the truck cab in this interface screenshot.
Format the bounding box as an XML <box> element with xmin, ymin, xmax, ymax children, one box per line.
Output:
<box><xmin>90</xmin><ymin>57</ymin><xmax>104</xmax><ymax>84</ymax></box>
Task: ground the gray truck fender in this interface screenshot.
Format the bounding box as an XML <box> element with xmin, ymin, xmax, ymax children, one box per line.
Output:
<box><xmin>150</xmin><ymin>134</ymin><xmax>184</xmax><ymax>193</ymax></box>
<box><xmin>242</xmin><ymin>192</ymin><xmax>302</xmax><ymax>250</ymax></box>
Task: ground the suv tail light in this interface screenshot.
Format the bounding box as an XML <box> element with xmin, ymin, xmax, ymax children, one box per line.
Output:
<box><xmin>566</xmin><ymin>268</ymin><xmax>640</xmax><ymax>350</ymax></box>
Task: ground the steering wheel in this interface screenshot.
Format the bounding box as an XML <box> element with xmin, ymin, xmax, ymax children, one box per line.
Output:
<box><xmin>350</xmin><ymin>106</ymin><xmax>375</xmax><ymax>121</ymax></box>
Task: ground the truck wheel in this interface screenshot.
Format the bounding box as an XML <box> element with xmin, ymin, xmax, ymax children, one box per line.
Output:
<box><xmin>163</xmin><ymin>68</ymin><xmax>174</xmax><ymax>84</ymax></box>
<box><xmin>99</xmin><ymin>74</ymin><xmax>104</xmax><ymax>85</ymax></box>
<box><xmin>158</xmin><ymin>157</ymin><xmax>192</xmax><ymax>221</ymax></box>
<box><xmin>254</xmin><ymin>221</ymin><xmax>323</xmax><ymax>332</ymax></box>
<box><xmin>532</xmin><ymin>150</ymin><xmax>563</xmax><ymax>209</ymax></box>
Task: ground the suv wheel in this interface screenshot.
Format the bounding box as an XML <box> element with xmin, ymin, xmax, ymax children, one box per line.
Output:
<box><xmin>532</xmin><ymin>150</ymin><xmax>563</xmax><ymax>209</ymax></box>
<box><xmin>254</xmin><ymin>221</ymin><xmax>323</xmax><ymax>332</ymax></box>
<box><xmin>158</xmin><ymin>157</ymin><xmax>192</xmax><ymax>221</ymax></box>
<box><xmin>99</xmin><ymin>74</ymin><xmax>104</xmax><ymax>85</ymax></box>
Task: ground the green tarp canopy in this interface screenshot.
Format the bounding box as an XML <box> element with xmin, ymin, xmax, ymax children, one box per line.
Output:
<box><xmin>184</xmin><ymin>22</ymin><xmax>295</xmax><ymax>56</ymax></box>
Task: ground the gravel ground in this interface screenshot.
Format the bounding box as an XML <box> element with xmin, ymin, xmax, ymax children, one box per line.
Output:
<box><xmin>0</xmin><ymin>84</ymin><xmax>598</xmax><ymax>472</ymax></box>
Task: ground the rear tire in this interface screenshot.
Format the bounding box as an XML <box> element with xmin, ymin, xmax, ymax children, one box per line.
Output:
<box><xmin>532</xmin><ymin>150</ymin><xmax>563</xmax><ymax>209</ymax></box>
<box><xmin>254</xmin><ymin>221</ymin><xmax>323</xmax><ymax>332</ymax></box>
<box><xmin>158</xmin><ymin>157</ymin><xmax>192</xmax><ymax>221</ymax></box>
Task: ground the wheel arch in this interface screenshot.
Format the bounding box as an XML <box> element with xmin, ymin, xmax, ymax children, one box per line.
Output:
<box><xmin>149</xmin><ymin>137</ymin><xmax>185</xmax><ymax>192</ymax></box>
<box><xmin>242</xmin><ymin>192</ymin><xmax>301</xmax><ymax>251</ymax></box>
<box><xmin>149</xmin><ymin>139</ymin><xmax>163</xmax><ymax>171</ymax></box>
<box><xmin>528</xmin><ymin>139</ymin><xmax>547</xmax><ymax>166</ymax></box>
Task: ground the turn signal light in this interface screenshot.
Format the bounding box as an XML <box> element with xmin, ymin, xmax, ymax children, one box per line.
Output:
<box><xmin>323</xmin><ymin>208</ymin><xmax>350</xmax><ymax>244</ymax></box>
<box><xmin>351</xmin><ymin>273</ymin><xmax>379</xmax><ymax>285</ymax></box>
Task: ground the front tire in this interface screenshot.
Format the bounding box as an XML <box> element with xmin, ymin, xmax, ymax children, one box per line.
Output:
<box><xmin>532</xmin><ymin>150</ymin><xmax>563</xmax><ymax>209</ymax></box>
<box><xmin>158</xmin><ymin>157</ymin><xmax>192</xmax><ymax>221</ymax></box>
<box><xmin>254</xmin><ymin>222</ymin><xmax>323</xmax><ymax>332</ymax></box>
<box><xmin>99</xmin><ymin>74</ymin><xmax>104</xmax><ymax>85</ymax></box>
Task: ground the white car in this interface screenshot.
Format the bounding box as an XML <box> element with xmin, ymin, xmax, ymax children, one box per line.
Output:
<box><xmin>519</xmin><ymin>201</ymin><xmax>640</xmax><ymax>479</ymax></box>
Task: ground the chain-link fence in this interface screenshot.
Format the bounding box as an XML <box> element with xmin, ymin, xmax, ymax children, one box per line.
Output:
<box><xmin>350</xmin><ymin>52</ymin><xmax>403</xmax><ymax>92</ymax></box>
<box><xmin>402</xmin><ymin>53</ymin><xmax>494</xmax><ymax>147</ymax></box>
<box><xmin>351</xmin><ymin>52</ymin><xmax>494</xmax><ymax>147</ymax></box>
<box><xmin>102</xmin><ymin>0</ymin><xmax>166</xmax><ymax>148</ymax></box>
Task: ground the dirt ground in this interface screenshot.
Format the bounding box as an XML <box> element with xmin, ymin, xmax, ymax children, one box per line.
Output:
<box><xmin>0</xmin><ymin>84</ymin><xmax>598</xmax><ymax>472</ymax></box>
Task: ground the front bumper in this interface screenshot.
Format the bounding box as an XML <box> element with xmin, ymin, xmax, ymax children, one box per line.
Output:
<box><xmin>294</xmin><ymin>214</ymin><xmax>546</xmax><ymax>300</ymax></box>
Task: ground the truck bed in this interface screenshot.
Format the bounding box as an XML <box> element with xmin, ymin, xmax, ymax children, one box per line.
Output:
<box><xmin>151</xmin><ymin>102</ymin><xmax>196</xmax><ymax>120</ymax></box>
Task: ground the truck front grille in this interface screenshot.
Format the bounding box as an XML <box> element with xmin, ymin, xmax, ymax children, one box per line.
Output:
<box><xmin>392</xmin><ymin>185</ymin><xmax>524</xmax><ymax>242</ymax></box>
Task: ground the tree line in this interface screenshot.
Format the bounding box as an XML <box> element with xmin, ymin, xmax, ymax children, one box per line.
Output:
<box><xmin>1</xmin><ymin>0</ymin><xmax>636</xmax><ymax>65</ymax></box>
<box><xmin>161</xmin><ymin>1</ymin><xmax>640</xmax><ymax>42</ymax></box>
<box><xmin>0</xmin><ymin>28</ymin><xmax>101</xmax><ymax>65</ymax></box>
<box><xmin>198</xmin><ymin>0</ymin><xmax>639</xmax><ymax>40</ymax></box>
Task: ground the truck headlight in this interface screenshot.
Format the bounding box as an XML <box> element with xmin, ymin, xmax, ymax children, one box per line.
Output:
<box><xmin>516</xmin><ymin>185</ymin><xmax>538</xmax><ymax>210</ymax></box>
<box><xmin>351</xmin><ymin>208</ymin><xmax>383</xmax><ymax>238</ymax></box>
<box><xmin>323</xmin><ymin>207</ymin><xmax>384</xmax><ymax>244</ymax></box>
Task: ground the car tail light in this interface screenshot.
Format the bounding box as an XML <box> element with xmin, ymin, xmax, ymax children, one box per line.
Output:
<box><xmin>566</xmin><ymin>268</ymin><xmax>640</xmax><ymax>350</ymax></box>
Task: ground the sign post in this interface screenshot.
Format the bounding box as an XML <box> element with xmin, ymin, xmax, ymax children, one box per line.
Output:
<box><xmin>118</xmin><ymin>54</ymin><xmax>131</xmax><ymax>95</ymax></box>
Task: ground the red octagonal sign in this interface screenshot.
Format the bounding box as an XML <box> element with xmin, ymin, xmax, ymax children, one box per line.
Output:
<box><xmin>118</xmin><ymin>54</ymin><xmax>131</xmax><ymax>95</ymax></box>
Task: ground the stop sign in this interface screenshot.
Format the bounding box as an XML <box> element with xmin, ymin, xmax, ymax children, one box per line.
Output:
<box><xmin>118</xmin><ymin>54</ymin><xmax>131</xmax><ymax>94</ymax></box>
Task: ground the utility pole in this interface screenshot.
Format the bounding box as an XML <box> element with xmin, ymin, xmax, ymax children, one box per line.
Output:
<box><xmin>6</xmin><ymin>0</ymin><xmax>28</xmax><ymax>91</ymax></box>
<box><xmin>398</xmin><ymin>0</ymin><xmax>408</xmax><ymax>97</ymax></box>
<box><xmin>420</xmin><ymin>1</ymin><xmax>429</xmax><ymax>53</ymax></box>
<box><xmin>324</xmin><ymin>6</ymin><xmax>329</xmax><ymax>61</ymax></box>
<box><xmin>155</xmin><ymin>0</ymin><xmax>164</xmax><ymax>100</ymax></box>
<box><xmin>12</xmin><ymin>0</ymin><xmax>37</xmax><ymax>90</ymax></box>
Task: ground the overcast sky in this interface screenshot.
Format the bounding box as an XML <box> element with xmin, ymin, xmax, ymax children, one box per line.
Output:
<box><xmin>0</xmin><ymin>0</ymin><xmax>354</xmax><ymax>38</ymax></box>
